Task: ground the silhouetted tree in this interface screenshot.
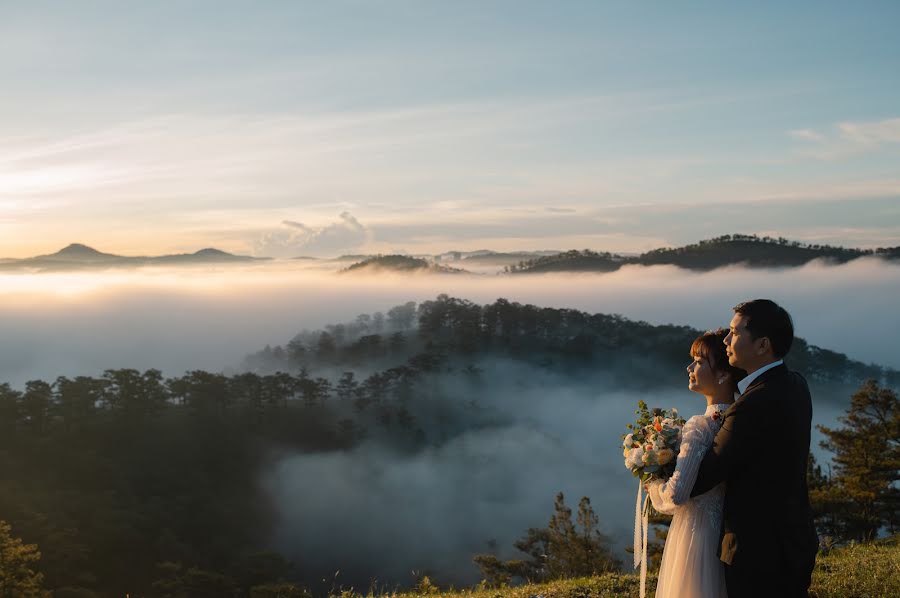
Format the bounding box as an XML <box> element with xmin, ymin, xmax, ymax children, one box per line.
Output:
<box><xmin>336</xmin><ymin>372</ymin><xmax>358</xmax><ymax>402</ymax></box>
<box><xmin>387</xmin><ymin>301</ymin><xmax>417</xmax><ymax>330</ymax></box>
<box><xmin>315</xmin><ymin>332</ymin><xmax>336</xmax><ymax>361</ymax></box>
<box><xmin>54</xmin><ymin>376</ymin><xmax>104</xmax><ymax>432</ymax></box>
<box><xmin>286</xmin><ymin>338</ymin><xmax>308</xmax><ymax>366</ymax></box>
<box><xmin>102</xmin><ymin>369</ymin><xmax>167</xmax><ymax>420</ymax></box>
<box><xmin>0</xmin><ymin>383</ymin><xmax>22</xmax><ymax>437</ymax></box>
<box><xmin>816</xmin><ymin>380</ymin><xmax>900</xmax><ymax>541</ymax></box>
<box><xmin>473</xmin><ymin>492</ymin><xmax>619</xmax><ymax>585</ymax></box>
<box><xmin>21</xmin><ymin>380</ymin><xmax>53</xmax><ymax>435</ymax></box>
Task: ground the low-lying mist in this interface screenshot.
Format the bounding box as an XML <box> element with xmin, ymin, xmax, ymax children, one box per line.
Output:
<box><xmin>260</xmin><ymin>358</ymin><xmax>851</xmax><ymax>589</ymax></box>
<box><xmin>1</xmin><ymin>258</ymin><xmax>898</xmax><ymax>389</ymax></box>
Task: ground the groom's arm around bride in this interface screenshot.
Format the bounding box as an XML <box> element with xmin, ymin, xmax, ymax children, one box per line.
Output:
<box><xmin>691</xmin><ymin>299</ymin><xmax>819</xmax><ymax>598</ymax></box>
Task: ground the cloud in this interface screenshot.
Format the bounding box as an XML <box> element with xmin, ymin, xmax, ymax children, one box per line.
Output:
<box><xmin>359</xmin><ymin>196</ymin><xmax>900</xmax><ymax>255</ymax></box>
<box><xmin>838</xmin><ymin>117</ymin><xmax>900</xmax><ymax>145</ymax></box>
<box><xmin>788</xmin><ymin>116</ymin><xmax>900</xmax><ymax>159</ymax></box>
<box><xmin>788</xmin><ymin>129</ymin><xmax>825</xmax><ymax>142</ymax></box>
<box><xmin>253</xmin><ymin>212</ymin><xmax>372</xmax><ymax>258</ymax></box>
<box><xmin>281</xmin><ymin>220</ymin><xmax>314</xmax><ymax>233</ymax></box>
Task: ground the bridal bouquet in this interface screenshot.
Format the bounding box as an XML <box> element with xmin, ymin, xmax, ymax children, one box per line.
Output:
<box><xmin>623</xmin><ymin>401</ymin><xmax>686</xmax><ymax>598</ymax></box>
<box><xmin>622</xmin><ymin>400</ymin><xmax>686</xmax><ymax>482</ymax></box>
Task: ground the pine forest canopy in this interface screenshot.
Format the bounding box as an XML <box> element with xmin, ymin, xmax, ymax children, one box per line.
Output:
<box><xmin>504</xmin><ymin>233</ymin><xmax>900</xmax><ymax>273</ymax></box>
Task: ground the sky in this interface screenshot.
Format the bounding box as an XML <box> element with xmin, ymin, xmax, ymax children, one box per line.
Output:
<box><xmin>2</xmin><ymin>1</ymin><xmax>900</xmax><ymax>258</ymax></box>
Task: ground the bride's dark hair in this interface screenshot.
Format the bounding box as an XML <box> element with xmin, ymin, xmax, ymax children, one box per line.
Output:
<box><xmin>690</xmin><ymin>328</ymin><xmax>746</xmax><ymax>391</ymax></box>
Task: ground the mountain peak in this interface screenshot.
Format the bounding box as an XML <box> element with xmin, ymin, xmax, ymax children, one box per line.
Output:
<box><xmin>30</xmin><ymin>243</ymin><xmax>121</xmax><ymax>263</ymax></box>
<box><xmin>192</xmin><ymin>248</ymin><xmax>231</xmax><ymax>257</ymax></box>
<box><xmin>55</xmin><ymin>243</ymin><xmax>105</xmax><ymax>256</ymax></box>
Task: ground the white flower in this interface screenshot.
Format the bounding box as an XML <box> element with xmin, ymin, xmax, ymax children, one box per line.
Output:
<box><xmin>626</xmin><ymin>447</ymin><xmax>644</xmax><ymax>469</ymax></box>
<box><xmin>623</xmin><ymin>433</ymin><xmax>634</xmax><ymax>448</ymax></box>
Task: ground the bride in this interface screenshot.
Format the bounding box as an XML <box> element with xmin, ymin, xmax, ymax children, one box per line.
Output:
<box><xmin>646</xmin><ymin>329</ymin><xmax>745</xmax><ymax>598</ymax></box>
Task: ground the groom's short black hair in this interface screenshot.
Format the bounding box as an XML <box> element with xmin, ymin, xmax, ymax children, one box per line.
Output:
<box><xmin>733</xmin><ymin>299</ymin><xmax>794</xmax><ymax>358</ymax></box>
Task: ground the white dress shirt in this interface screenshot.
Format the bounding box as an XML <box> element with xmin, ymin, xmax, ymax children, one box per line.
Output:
<box><xmin>737</xmin><ymin>359</ymin><xmax>783</xmax><ymax>395</ymax></box>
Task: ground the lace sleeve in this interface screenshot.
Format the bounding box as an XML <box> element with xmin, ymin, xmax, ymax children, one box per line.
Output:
<box><xmin>647</xmin><ymin>416</ymin><xmax>711</xmax><ymax>513</ymax></box>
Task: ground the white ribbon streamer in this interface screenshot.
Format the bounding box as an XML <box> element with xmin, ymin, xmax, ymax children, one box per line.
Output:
<box><xmin>633</xmin><ymin>479</ymin><xmax>642</xmax><ymax>569</ymax></box>
<box><xmin>633</xmin><ymin>479</ymin><xmax>650</xmax><ymax>598</ymax></box>
<box><xmin>641</xmin><ymin>492</ymin><xmax>649</xmax><ymax>598</ymax></box>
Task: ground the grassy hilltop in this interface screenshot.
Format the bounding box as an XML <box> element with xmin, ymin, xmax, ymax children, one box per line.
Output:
<box><xmin>330</xmin><ymin>538</ymin><xmax>898</xmax><ymax>598</ymax></box>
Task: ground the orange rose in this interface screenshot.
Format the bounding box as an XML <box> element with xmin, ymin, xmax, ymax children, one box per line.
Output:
<box><xmin>656</xmin><ymin>449</ymin><xmax>674</xmax><ymax>465</ymax></box>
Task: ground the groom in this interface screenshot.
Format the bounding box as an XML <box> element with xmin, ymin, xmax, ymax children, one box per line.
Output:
<box><xmin>691</xmin><ymin>299</ymin><xmax>819</xmax><ymax>597</ymax></box>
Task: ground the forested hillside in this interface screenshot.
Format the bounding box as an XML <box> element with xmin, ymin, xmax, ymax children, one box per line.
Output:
<box><xmin>506</xmin><ymin>234</ymin><xmax>900</xmax><ymax>273</ymax></box>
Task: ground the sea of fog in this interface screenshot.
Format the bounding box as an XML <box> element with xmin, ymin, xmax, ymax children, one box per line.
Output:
<box><xmin>2</xmin><ymin>258</ymin><xmax>897</xmax><ymax>387</ymax></box>
<box><xmin>0</xmin><ymin>258</ymin><xmax>897</xmax><ymax>586</ymax></box>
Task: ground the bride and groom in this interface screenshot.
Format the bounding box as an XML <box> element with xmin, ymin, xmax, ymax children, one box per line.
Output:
<box><xmin>645</xmin><ymin>299</ymin><xmax>819</xmax><ymax>598</ymax></box>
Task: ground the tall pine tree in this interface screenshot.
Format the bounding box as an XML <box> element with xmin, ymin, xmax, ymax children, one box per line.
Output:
<box><xmin>815</xmin><ymin>380</ymin><xmax>899</xmax><ymax>541</ymax></box>
<box><xmin>473</xmin><ymin>492</ymin><xmax>620</xmax><ymax>586</ymax></box>
<box><xmin>0</xmin><ymin>520</ymin><xmax>50</xmax><ymax>597</ymax></box>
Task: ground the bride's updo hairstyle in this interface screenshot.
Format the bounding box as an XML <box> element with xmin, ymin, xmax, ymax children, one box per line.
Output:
<box><xmin>690</xmin><ymin>328</ymin><xmax>746</xmax><ymax>392</ymax></box>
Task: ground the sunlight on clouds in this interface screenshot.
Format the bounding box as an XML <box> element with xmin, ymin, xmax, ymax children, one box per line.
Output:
<box><xmin>0</xmin><ymin>266</ymin><xmax>303</xmax><ymax>300</ymax></box>
<box><xmin>0</xmin><ymin>164</ymin><xmax>128</xmax><ymax>196</ymax></box>
<box><xmin>1</xmin><ymin>258</ymin><xmax>898</xmax><ymax>382</ymax></box>
<box><xmin>0</xmin><ymin>272</ymin><xmax>121</xmax><ymax>298</ymax></box>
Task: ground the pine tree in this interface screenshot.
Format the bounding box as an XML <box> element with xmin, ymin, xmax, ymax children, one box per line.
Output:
<box><xmin>472</xmin><ymin>492</ymin><xmax>620</xmax><ymax>586</ymax></box>
<box><xmin>816</xmin><ymin>380</ymin><xmax>900</xmax><ymax>541</ymax></box>
<box><xmin>0</xmin><ymin>520</ymin><xmax>50</xmax><ymax>597</ymax></box>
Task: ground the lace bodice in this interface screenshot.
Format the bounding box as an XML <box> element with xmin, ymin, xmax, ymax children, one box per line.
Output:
<box><xmin>647</xmin><ymin>403</ymin><xmax>729</xmax><ymax>515</ymax></box>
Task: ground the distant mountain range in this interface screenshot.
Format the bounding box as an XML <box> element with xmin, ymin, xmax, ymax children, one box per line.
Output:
<box><xmin>0</xmin><ymin>243</ymin><xmax>269</xmax><ymax>271</ymax></box>
<box><xmin>504</xmin><ymin>234</ymin><xmax>900</xmax><ymax>274</ymax></box>
<box><xmin>338</xmin><ymin>234</ymin><xmax>900</xmax><ymax>275</ymax></box>
<box><xmin>4</xmin><ymin>234</ymin><xmax>899</xmax><ymax>274</ymax></box>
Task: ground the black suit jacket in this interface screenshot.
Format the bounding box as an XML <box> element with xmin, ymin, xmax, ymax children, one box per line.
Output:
<box><xmin>691</xmin><ymin>364</ymin><xmax>818</xmax><ymax>582</ymax></box>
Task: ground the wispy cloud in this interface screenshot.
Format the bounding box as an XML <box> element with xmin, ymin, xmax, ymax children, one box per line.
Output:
<box><xmin>0</xmin><ymin>90</ymin><xmax>746</xmax><ymax>223</ymax></box>
<box><xmin>788</xmin><ymin>128</ymin><xmax>825</xmax><ymax>142</ymax></box>
<box><xmin>788</xmin><ymin>117</ymin><xmax>900</xmax><ymax>159</ymax></box>
<box><xmin>838</xmin><ymin>117</ymin><xmax>900</xmax><ymax>145</ymax></box>
<box><xmin>253</xmin><ymin>212</ymin><xmax>372</xmax><ymax>258</ymax></box>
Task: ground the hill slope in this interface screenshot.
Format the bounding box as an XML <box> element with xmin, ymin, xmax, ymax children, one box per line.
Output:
<box><xmin>343</xmin><ymin>538</ymin><xmax>898</xmax><ymax>598</ymax></box>
<box><xmin>508</xmin><ymin>234</ymin><xmax>899</xmax><ymax>274</ymax></box>
<box><xmin>341</xmin><ymin>255</ymin><xmax>470</xmax><ymax>274</ymax></box>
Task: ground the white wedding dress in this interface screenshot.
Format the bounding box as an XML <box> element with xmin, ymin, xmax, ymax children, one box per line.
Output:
<box><xmin>647</xmin><ymin>403</ymin><xmax>729</xmax><ymax>598</ymax></box>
